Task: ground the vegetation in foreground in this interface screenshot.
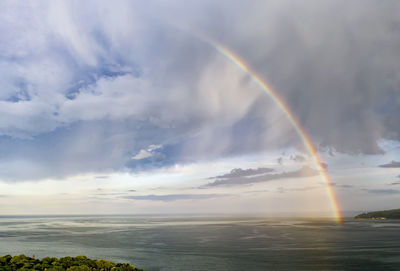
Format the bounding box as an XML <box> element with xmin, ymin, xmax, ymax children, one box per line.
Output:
<box><xmin>355</xmin><ymin>208</ymin><xmax>400</xmax><ymax>219</ymax></box>
<box><xmin>0</xmin><ymin>255</ymin><xmax>145</xmax><ymax>271</ymax></box>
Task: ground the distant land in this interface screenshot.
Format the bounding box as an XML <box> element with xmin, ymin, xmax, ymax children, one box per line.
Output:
<box><xmin>355</xmin><ymin>208</ymin><xmax>400</xmax><ymax>219</ymax></box>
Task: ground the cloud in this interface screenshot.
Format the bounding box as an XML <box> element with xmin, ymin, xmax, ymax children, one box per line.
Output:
<box><xmin>131</xmin><ymin>144</ymin><xmax>163</xmax><ymax>160</ymax></box>
<box><xmin>331</xmin><ymin>183</ymin><xmax>353</xmax><ymax>189</ymax></box>
<box><xmin>94</xmin><ymin>192</ymin><xmax>126</xmax><ymax>197</ymax></box>
<box><xmin>131</xmin><ymin>149</ymin><xmax>152</xmax><ymax>160</ymax></box>
<box><xmin>277</xmin><ymin>186</ymin><xmax>318</xmax><ymax>193</ymax></box>
<box><xmin>95</xmin><ymin>176</ymin><xmax>109</xmax><ymax>179</ymax></box>
<box><xmin>0</xmin><ymin>1</ymin><xmax>399</xmax><ymax>181</ymax></box>
<box><xmin>202</xmin><ymin>166</ymin><xmax>319</xmax><ymax>188</ymax></box>
<box><xmin>363</xmin><ymin>189</ymin><xmax>400</xmax><ymax>195</ymax></box>
<box><xmin>290</xmin><ymin>154</ymin><xmax>306</xmax><ymax>162</ymax></box>
<box><xmin>390</xmin><ymin>182</ymin><xmax>400</xmax><ymax>186</ymax></box>
<box><xmin>123</xmin><ymin>193</ymin><xmax>228</xmax><ymax>202</ymax></box>
<box><xmin>210</xmin><ymin>167</ymin><xmax>274</xmax><ymax>179</ymax></box>
<box><xmin>379</xmin><ymin>161</ymin><xmax>400</xmax><ymax>168</ymax></box>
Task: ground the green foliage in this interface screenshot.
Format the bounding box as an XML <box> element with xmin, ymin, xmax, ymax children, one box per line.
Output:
<box><xmin>0</xmin><ymin>255</ymin><xmax>144</xmax><ymax>271</ymax></box>
<box><xmin>355</xmin><ymin>208</ymin><xmax>400</xmax><ymax>219</ymax></box>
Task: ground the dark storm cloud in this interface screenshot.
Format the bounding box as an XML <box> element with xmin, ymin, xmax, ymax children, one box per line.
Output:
<box><xmin>202</xmin><ymin>166</ymin><xmax>319</xmax><ymax>188</ymax></box>
<box><xmin>0</xmin><ymin>0</ymin><xmax>399</xmax><ymax>181</ymax></box>
<box><xmin>123</xmin><ymin>194</ymin><xmax>227</xmax><ymax>202</ymax></box>
<box><xmin>379</xmin><ymin>161</ymin><xmax>400</xmax><ymax>168</ymax></box>
<box><xmin>179</xmin><ymin>0</ymin><xmax>400</xmax><ymax>154</ymax></box>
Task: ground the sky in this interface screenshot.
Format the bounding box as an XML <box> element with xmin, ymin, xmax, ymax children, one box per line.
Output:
<box><xmin>0</xmin><ymin>0</ymin><xmax>399</xmax><ymax>216</ymax></box>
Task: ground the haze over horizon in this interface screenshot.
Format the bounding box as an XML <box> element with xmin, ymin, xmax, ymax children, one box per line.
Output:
<box><xmin>0</xmin><ymin>0</ymin><xmax>399</xmax><ymax>216</ymax></box>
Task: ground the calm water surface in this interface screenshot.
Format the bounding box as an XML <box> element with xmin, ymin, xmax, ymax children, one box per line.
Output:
<box><xmin>0</xmin><ymin>216</ymin><xmax>399</xmax><ymax>270</ymax></box>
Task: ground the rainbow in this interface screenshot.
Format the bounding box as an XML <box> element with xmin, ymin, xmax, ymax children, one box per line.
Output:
<box><xmin>207</xmin><ymin>39</ymin><xmax>342</xmax><ymax>223</ymax></box>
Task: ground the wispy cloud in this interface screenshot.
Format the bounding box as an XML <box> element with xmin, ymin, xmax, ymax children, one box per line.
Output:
<box><xmin>331</xmin><ymin>183</ymin><xmax>353</xmax><ymax>189</ymax></box>
<box><xmin>363</xmin><ymin>189</ymin><xmax>400</xmax><ymax>195</ymax></box>
<box><xmin>202</xmin><ymin>166</ymin><xmax>319</xmax><ymax>188</ymax></box>
<box><xmin>210</xmin><ymin>167</ymin><xmax>274</xmax><ymax>179</ymax></box>
<box><xmin>277</xmin><ymin>186</ymin><xmax>318</xmax><ymax>193</ymax></box>
<box><xmin>290</xmin><ymin>154</ymin><xmax>306</xmax><ymax>162</ymax></box>
<box><xmin>379</xmin><ymin>161</ymin><xmax>400</xmax><ymax>168</ymax></box>
<box><xmin>123</xmin><ymin>193</ymin><xmax>228</xmax><ymax>202</ymax></box>
<box><xmin>95</xmin><ymin>176</ymin><xmax>109</xmax><ymax>179</ymax></box>
<box><xmin>94</xmin><ymin>192</ymin><xmax>127</xmax><ymax>196</ymax></box>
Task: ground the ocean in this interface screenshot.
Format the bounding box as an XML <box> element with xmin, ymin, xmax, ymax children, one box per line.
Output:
<box><xmin>0</xmin><ymin>215</ymin><xmax>399</xmax><ymax>270</ymax></box>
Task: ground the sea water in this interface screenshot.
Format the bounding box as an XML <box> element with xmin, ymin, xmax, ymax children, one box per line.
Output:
<box><xmin>0</xmin><ymin>215</ymin><xmax>399</xmax><ymax>270</ymax></box>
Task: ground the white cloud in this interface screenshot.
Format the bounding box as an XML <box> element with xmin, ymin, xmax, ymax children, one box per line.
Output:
<box><xmin>131</xmin><ymin>144</ymin><xmax>163</xmax><ymax>160</ymax></box>
<box><xmin>132</xmin><ymin>149</ymin><xmax>152</xmax><ymax>160</ymax></box>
